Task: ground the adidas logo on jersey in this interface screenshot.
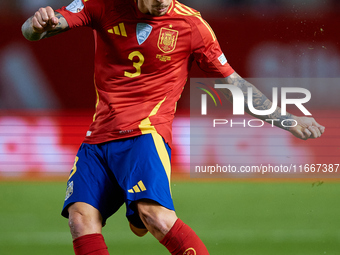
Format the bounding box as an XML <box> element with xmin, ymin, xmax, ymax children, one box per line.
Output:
<box><xmin>108</xmin><ymin>23</ymin><xmax>127</xmax><ymax>37</ymax></box>
<box><xmin>128</xmin><ymin>180</ymin><xmax>147</xmax><ymax>193</ymax></box>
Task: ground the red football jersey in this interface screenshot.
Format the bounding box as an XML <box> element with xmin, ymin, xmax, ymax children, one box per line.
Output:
<box><xmin>57</xmin><ymin>0</ymin><xmax>234</xmax><ymax>147</ymax></box>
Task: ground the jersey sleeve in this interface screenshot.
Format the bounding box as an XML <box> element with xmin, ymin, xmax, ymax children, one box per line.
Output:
<box><xmin>191</xmin><ymin>16</ymin><xmax>234</xmax><ymax>78</ymax></box>
<box><xmin>56</xmin><ymin>0</ymin><xmax>103</xmax><ymax>28</ymax></box>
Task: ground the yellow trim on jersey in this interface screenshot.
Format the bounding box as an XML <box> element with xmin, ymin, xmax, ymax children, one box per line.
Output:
<box><xmin>139</xmin><ymin>97</ymin><xmax>166</xmax><ymax>134</ymax></box>
<box><xmin>151</xmin><ymin>132</ymin><xmax>171</xmax><ymax>193</ymax></box>
<box><xmin>167</xmin><ymin>0</ymin><xmax>174</xmax><ymax>14</ymax></box>
<box><xmin>175</xmin><ymin>2</ymin><xmax>198</xmax><ymax>16</ymax></box>
<box><xmin>93</xmin><ymin>79</ymin><xmax>100</xmax><ymax>122</ymax></box>
<box><xmin>174</xmin><ymin>3</ymin><xmax>216</xmax><ymax>41</ymax></box>
<box><xmin>200</xmin><ymin>20</ymin><xmax>217</xmax><ymax>41</ymax></box>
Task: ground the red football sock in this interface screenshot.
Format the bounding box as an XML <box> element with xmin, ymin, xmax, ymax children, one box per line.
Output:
<box><xmin>73</xmin><ymin>233</ymin><xmax>109</xmax><ymax>255</ymax></box>
<box><xmin>160</xmin><ymin>218</ymin><xmax>209</xmax><ymax>255</ymax></box>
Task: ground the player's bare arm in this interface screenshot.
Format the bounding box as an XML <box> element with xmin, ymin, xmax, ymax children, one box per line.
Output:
<box><xmin>22</xmin><ymin>6</ymin><xmax>69</xmax><ymax>41</ymax></box>
<box><xmin>221</xmin><ymin>72</ymin><xmax>325</xmax><ymax>140</ymax></box>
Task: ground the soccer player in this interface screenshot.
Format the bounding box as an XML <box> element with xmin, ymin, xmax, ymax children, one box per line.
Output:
<box><xmin>21</xmin><ymin>0</ymin><xmax>325</xmax><ymax>254</ymax></box>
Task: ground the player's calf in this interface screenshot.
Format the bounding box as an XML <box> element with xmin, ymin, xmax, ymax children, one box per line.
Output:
<box><xmin>137</xmin><ymin>200</ymin><xmax>209</xmax><ymax>254</ymax></box>
<box><xmin>160</xmin><ymin>219</ymin><xmax>210</xmax><ymax>255</ymax></box>
<box><xmin>137</xmin><ymin>199</ymin><xmax>177</xmax><ymax>240</ymax></box>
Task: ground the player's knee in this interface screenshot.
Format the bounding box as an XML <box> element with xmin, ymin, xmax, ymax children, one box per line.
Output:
<box><xmin>68</xmin><ymin>202</ymin><xmax>103</xmax><ymax>239</ymax></box>
<box><xmin>137</xmin><ymin>200</ymin><xmax>177</xmax><ymax>240</ymax></box>
<box><xmin>68</xmin><ymin>210</ymin><xmax>88</xmax><ymax>238</ymax></box>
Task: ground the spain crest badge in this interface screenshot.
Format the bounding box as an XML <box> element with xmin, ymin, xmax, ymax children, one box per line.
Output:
<box><xmin>157</xmin><ymin>27</ymin><xmax>178</xmax><ymax>53</ymax></box>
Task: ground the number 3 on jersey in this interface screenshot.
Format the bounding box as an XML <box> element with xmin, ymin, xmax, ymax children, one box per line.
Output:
<box><xmin>124</xmin><ymin>51</ymin><xmax>144</xmax><ymax>78</ymax></box>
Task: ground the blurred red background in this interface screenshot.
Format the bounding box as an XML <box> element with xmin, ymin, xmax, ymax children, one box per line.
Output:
<box><xmin>0</xmin><ymin>1</ymin><xmax>339</xmax><ymax>178</ymax></box>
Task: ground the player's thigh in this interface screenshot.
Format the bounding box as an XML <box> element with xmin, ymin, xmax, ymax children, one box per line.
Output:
<box><xmin>62</xmin><ymin>143</ymin><xmax>125</xmax><ymax>224</ymax></box>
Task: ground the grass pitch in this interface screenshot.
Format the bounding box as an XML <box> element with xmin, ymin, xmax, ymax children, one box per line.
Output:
<box><xmin>0</xmin><ymin>180</ymin><xmax>339</xmax><ymax>255</ymax></box>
